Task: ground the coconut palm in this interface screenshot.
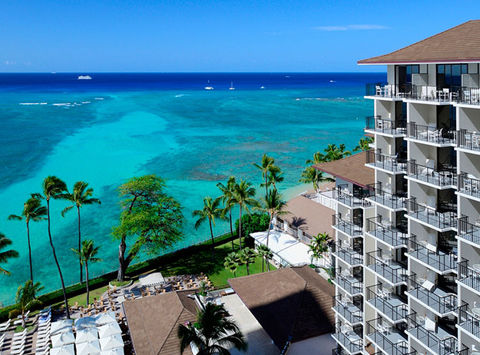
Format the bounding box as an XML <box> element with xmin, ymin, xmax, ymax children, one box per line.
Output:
<box><xmin>305</xmin><ymin>151</ymin><xmax>326</xmax><ymax>165</ymax></box>
<box><xmin>71</xmin><ymin>239</ymin><xmax>102</xmax><ymax>305</ymax></box>
<box><xmin>257</xmin><ymin>189</ymin><xmax>287</xmax><ymax>248</ymax></box>
<box><xmin>217</xmin><ymin>176</ymin><xmax>237</xmax><ymax>250</ymax></box>
<box><xmin>309</xmin><ymin>232</ymin><xmax>331</xmax><ymax>265</ymax></box>
<box><xmin>8</xmin><ymin>196</ymin><xmax>47</xmax><ymax>281</ymax></box>
<box><xmin>193</xmin><ymin>197</ymin><xmax>223</xmax><ymax>256</ymax></box>
<box><xmin>256</xmin><ymin>244</ymin><xmax>273</xmax><ymax>272</ymax></box>
<box><xmin>263</xmin><ymin>165</ymin><xmax>284</xmax><ymax>192</ymax></box>
<box><xmin>35</xmin><ymin>176</ymin><xmax>71</xmax><ymax>318</ymax></box>
<box><xmin>178</xmin><ymin>303</ymin><xmax>247</xmax><ymax>355</ymax></box>
<box><xmin>323</xmin><ymin>143</ymin><xmax>351</xmax><ymax>161</ymax></box>
<box><xmin>0</xmin><ymin>233</ymin><xmax>19</xmax><ymax>275</ymax></box>
<box><xmin>232</xmin><ymin>180</ymin><xmax>257</xmax><ymax>249</ymax></box>
<box><xmin>354</xmin><ymin>136</ymin><xmax>374</xmax><ymax>152</ymax></box>
<box><xmin>253</xmin><ymin>154</ymin><xmax>275</xmax><ymax>197</ymax></box>
<box><xmin>62</xmin><ymin>181</ymin><xmax>101</xmax><ymax>283</ymax></box>
<box><xmin>224</xmin><ymin>252</ymin><xmax>240</xmax><ymax>277</ymax></box>
<box><xmin>237</xmin><ymin>247</ymin><xmax>256</xmax><ymax>276</ymax></box>
<box><xmin>16</xmin><ymin>280</ymin><xmax>43</xmax><ymax>328</ymax></box>
<box><xmin>299</xmin><ymin>167</ymin><xmax>333</xmax><ymax>192</ymax></box>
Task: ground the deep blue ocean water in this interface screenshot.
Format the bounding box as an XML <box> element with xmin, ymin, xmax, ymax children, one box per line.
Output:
<box><xmin>0</xmin><ymin>72</ymin><xmax>384</xmax><ymax>304</ymax></box>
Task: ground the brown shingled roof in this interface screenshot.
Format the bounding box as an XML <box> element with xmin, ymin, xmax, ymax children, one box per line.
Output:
<box><xmin>123</xmin><ymin>290</ymin><xmax>198</xmax><ymax>355</ymax></box>
<box><xmin>228</xmin><ymin>266</ymin><xmax>335</xmax><ymax>349</ymax></box>
<box><xmin>358</xmin><ymin>20</ymin><xmax>480</xmax><ymax>64</ymax></box>
<box><xmin>313</xmin><ymin>151</ymin><xmax>374</xmax><ymax>188</ymax></box>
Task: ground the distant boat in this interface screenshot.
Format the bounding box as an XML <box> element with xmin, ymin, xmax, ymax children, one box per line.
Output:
<box><xmin>229</xmin><ymin>81</ymin><xmax>235</xmax><ymax>91</ymax></box>
<box><xmin>329</xmin><ymin>80</ymin><xmax>336</xmax><ymax>83</ymax></box>
<box><xmin>260</xmin><ymin>85</ymin><xmax>265</xmax><ymax>89</ymax></box>
<box><xmin>78</xmin><ymin>75</ymin><xmax>92</xmax><ymax>80</ymax></box>
<box><xmin>204</xmin><ymin>80</ymin><xmax>214</xmax><ymax>90</ymax></box>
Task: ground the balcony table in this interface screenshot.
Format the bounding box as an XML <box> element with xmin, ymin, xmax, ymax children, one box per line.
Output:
<box><xmin>471</xmin><ymin>307</ymin><xmax>480</xmax><ymax>319</ymax></box>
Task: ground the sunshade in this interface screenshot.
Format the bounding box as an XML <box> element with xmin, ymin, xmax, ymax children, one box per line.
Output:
<box><xmin>95</xmin><ymin>311</ymin><xmax>117</xmax><ymax>326</ymax></box>
<box><xmin>98</xmin><ymin>322</ymin><xmax>122</xmax><ymax>338</ymax></box>
<box><xmin>51</xmin><ymin>319</ymin><xmax>73</xmax><ymax>335</ymax></box>
<box><xmin>99</xmin><ymin>334</ymin><xmax>124</xmax><ymax>351</ymax></box>
<box><xmin>75</xmin><ymin>316</ymin><xmax>97</xmax><ymax>330</ymax></box>
<box><xmin>76</xmin><ymin>339</ymin><xmax>101</xmax><ymax>354</ymax></box>
<box><xmin>50</xmin><ymin>344</ymin><xmax>75</xmax><ymax>355</ymax></box>
<box><xmin>139</xmin><ymin>272</ymin><xmax>164</xmax><ymax>286</ymax></box>
<box><xmin>51</xmin><ymin>329</ymin><xmax>75</xmax><ymax>347</ymax></box>
<box><xmin>76</xmin><ymin>327</ymin><xmax>99</xmax><ymax>344</ymax></box>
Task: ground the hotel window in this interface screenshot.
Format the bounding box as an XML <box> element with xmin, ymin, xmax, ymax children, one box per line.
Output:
<box><xmin>397</xmin><ymin>65</ymin><xmax>419</xmax><ymax>86</ymax></box>
<box><xmin>437</xmin><ymin>64</ymin><xmax>468</xmax><ymax>88</ymax></box>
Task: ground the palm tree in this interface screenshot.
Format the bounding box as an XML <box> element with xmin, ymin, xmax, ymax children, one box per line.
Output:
<box><xmin>264</xmin><ymin>165</ymin><xmax>284</xmax><ymax>192</ymax></box>
<box><xmin>71</xmin><ymin>239</ymin><xmax>102</xmax><ymax>305</ymax></box>
<box><xmin>305</xmin><ymin>151</ymin><xmax>326</xmax><ymax>165</ymax></box>
<box><xmin>178</xmin><ymin>303</ymin><xmax>247</xmax><ymax>355</ymax></box>
<box><xmin>217</xmin><ymin>177</ymin><xmax>236</xmax><ymax>250</ymax></box>
<box><xmin>35</xmin><ymin>176</ymin><xmax>71</xmax><ymax>318</ymax></box>
<box><xmin>232</xmin><ymin>180</ymin><xmax>257</xmax><ymax>249</ymax></box>
<box><xmin>62</xmin><ymin>181</ymin><xmax>101</xmax><ymax>283</ymax></box>
<box><xmin>258</xmin><ymin>189</ymin><xmax>287</xmax><ymax>248</ymax></box>
<box><xmin>16</xmin><ymin>280</ymin><xmax>43</xmax><ymax>328</ymax></box>
<box><xmin>0</xmin><ymin>233</ymin><xmax>19</xmax><ymax>275</ymax></box>
<box><xmin>8</xmin><ymin>196</ymin><xmax>47</xmax><ymax>281</ymax></box>
<box><xmin>323</xmin><ymin>143</ymin><xmax>351</xmax><ymax>161</ymax></box>
<box><xmin>237</xmin><ymin>247</ymin><xmax>256</xmax><ymax>275</ymax></box>
<box><xmin>256</xmin><ymin>244</ymin><xmax>273</xmax><ymax>272</ymax></box>
<box><xmin>253</xmin><ymin>154</ymin><xmax>275</xmax><ymax>197</ymax></box>
<box><xmin>193</xmin><ymin>197</ymin><xmax>223</xmax><ymax>256</ymax></box>
<box><xmin>309</xmin><ymin>232</ymin><xmax>331</xmax><ymax>265</ymax></box>
<box><xmin>299</xmin><ymin>167</ymin><xmax>333</xmax><ymax>192</ymax></box>
<box><xmin>354</xmin><ymin>136</ymin><xmax>374</xmax><ymax>152</ymax></box>
<box><xmin>224</xmin><ymin>252</ymin><xmax>240</xmax><ymax>277</ymax></box>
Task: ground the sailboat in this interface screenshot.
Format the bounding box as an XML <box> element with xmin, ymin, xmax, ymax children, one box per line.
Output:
<box><xmin>204</xmin><ymin>80</ymin><xmax>214</xmax><ymax>90</ymax></box>
<box><xmin>229</xmin><ymin>81</ymin><xmax>235</xmax><ymax>91</ymax></box>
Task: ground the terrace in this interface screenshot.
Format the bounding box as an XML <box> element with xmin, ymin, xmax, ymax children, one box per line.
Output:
<box><xmin>333</xmin><ymin>269</ymin><xmax>363</xmax><ymax>297</ymax></box>
<box><xmin>365</xmin><ymin>150</ymin><xmax>407</xmax><ymax>174</ymax></box>
<box><xmin>365</xmin><ymin>318</ymin><xmax>409</xmax><ymax>355</ymax></box>
<box><xmin>332</xmin><ymin>214</ymin><xmax>363</xmax><ymax>238</ymax></box>
<box><xmin>457</xmin><ymin>129</ymin><xmax>480</xmax><ymax>153</ymax></box>
<box><xmin>334</xmin><ymin>184</ymin><xmax>372</xmax><ymax>209</ymax></box>
<box><xmin>458</xmin><ymin>259</ymin><xmax>480</xmax><ymax>294</ymax></box>
<box><xmin>365</xmin><ymin>115</ymin><xmax>406</xmax><ymax>136</ymax></box>
<box><xmin>365</xmin><ymin>184</ymin><xmax>407</xmax><ymax>211</ymax></box>
<box><xmin>457</xmin><ymin>217</ymin><xmax>480</xmax><ymax>248</ymax></box>
<box><xmin>333</xmin><ymin>242</ymin><xmax>363</xmax><ymax>267</ymax></box>
<box><xmin>407</xmin><ymin>199</ymin><xmax>457</xmax><ymax>231</ymax></box>
<box><xmin>407</xmin><ymin>235</ymin><xmax>457</xmax><ymax>273</ymax></box>
<box><xmin>366</xmin><ymin>285</ymin><xmax>408</xmax><ymax>323</ymax></box>
<box><xmin>332</xmin><ymin>295</ymin><xmax>363</xmax><ymax>326</ymax></box>
<box><xmin>407</xmin><ymin>277</ymin><xmax>457</xmax><ymax>317</ymax></box>
<box><xmin>407</xmin><ymin>122</ymin><xmax>456</xmax><ymax>146</ymax></box>
<box><xmin>459</xmin><ymin>303</ymin><xmax>480</xmax><ymax>341</ymax></box>
<box><xmin>458</xmin><ymin>173</ymin><xmax>480</xmax><ymax>200</ymax></box>
<box><xmin>366</xmin><ymin>250</ymin><xmax>408</xmax><ymax>286</ymax></box>
<box><xmin>407</xmin><ymin>160</ymin><xmax>457</xmax><ymax>189</ymax></box>
<box><xmin>366</xmin><ymin>217</ymin><xmax>408</xmax><ymax>249</ymax></box>
<box><xmin>332</xmin><ymin>323</ymin><xmax>363</xmax><ymax>355</ymax></box>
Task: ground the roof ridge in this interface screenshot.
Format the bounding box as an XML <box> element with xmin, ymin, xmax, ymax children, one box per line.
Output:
<box><xmin>157</xmin><ymin>307</ymin><xmax>190</xmax><ymax>355</ymax></box>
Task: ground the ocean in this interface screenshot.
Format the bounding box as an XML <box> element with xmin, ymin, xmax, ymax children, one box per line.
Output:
<box><xmin>0</xmin><ymin>72</ymin><xmax>384</xmax><ymax>305</ymax></box>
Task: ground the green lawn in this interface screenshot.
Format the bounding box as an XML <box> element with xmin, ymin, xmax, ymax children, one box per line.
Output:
<box><xmin>66</xmin><ymin>285</ymin><xmax>109</xmax><ymax>307</ymax></box>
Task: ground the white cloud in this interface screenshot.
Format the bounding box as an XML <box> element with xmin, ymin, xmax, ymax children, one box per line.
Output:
<box><xmin>313</xmin><ymin>24</ymin><xmax>389</xmax><ymax>31</ymax></box>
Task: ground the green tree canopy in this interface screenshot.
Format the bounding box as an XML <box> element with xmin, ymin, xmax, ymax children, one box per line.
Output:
<box><xmin>0</xmin><ymin>233</ymin><xmax>19</xmax><ymax>276</ymax></box>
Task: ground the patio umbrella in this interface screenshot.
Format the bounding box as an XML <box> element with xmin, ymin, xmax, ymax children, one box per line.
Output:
<box><xmin>75</xmin><ymin>316</ymin><xmax>97</xmax><ymax>330</ymax></box>
<box><xmin>139</xmin><ymin>272</ymin><xmax>164</xmax><ymax>287</ymax></box>
<box><xmin>50</xmin><ymin>344</ymin><xmax>75</xmax><ymax>355</ymax></box>
<box><xmin>76</xmin><ymin>328</ymin><xmax>99</xmax><ymax>344</ymax></box>
<box><xmin>101</xmin><ymin>347</ymin><xmax>124</xmax><ymax>355</ymax></box>
<box><xmin>51</xmin><ymin>319</ymin><xmax>74</xmax><ymax>335</ymax></box>
<box><xmin>51</xmin><ymin>329</ymin><xmax>75</xmax><ymax>347</ymax></box>
<box><xmin>76</xmin><ymin>339</ymin><xmax>101</xmax><ymax>354</ymax></box>
<box><xmin>100</xmin><ymin>334</ymin><xmax>124</xmax><ymax>351</ymax></box>
<box><xmin>98</xmin><ymin>322</ymin><xmax>121</xmax><ymax>338</ymax></box>
<box><xmin>95</xmin><ymin>311</ymin><xmax>116</xmax><ymax>326</ymax></box>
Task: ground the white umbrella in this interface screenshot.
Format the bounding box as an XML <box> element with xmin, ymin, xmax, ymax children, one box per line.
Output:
<box><xmin>51</xmin><ymin>329</ymin><xmax>75</xmax><ymax>347</ymax></box>
<box><xmin>50</xmin><ymin>344</ymin><xmax>75</xmax><ymax>355</ymax></box>
<box><xmin>100</xmin><ymin>334</ymin><xmax>124</xmax><ymax>351</ymax></box>
<box><xmin>98</xmin><ymin>322</ymin><xmax>121</xmax><ymax>338</ymax></box>
<box><xmin>95</xmin><ymin>311</ymin><xmax>117</xmax><ymax>326</ymax></box>
<box><xmin>75</xmin><ymin>316</ymin><xmax>97</xmax><ymax>330</ymax></box>
<box><xmin>101</xmin><ymin>347</ymin><xmax>124</xmax><ymax>355</ymax></box>
<box><xmin>76</xmin><ymin>328</ymin><xmax>99</xmax><ymax>344</ymax></box>
<box><xmin>139</xmin><ymin>272</ymin><xmax>164</xmax><ymax>286</ymax></box>
<box><xmin>51</xmin><ymin>319</ymin><xmax>73</xmax><ymax>335</ymax></box>
<box><xmin>76</xmin><ymin>339</ymin><xmax>101</xmax><ymax>354</ymax></box>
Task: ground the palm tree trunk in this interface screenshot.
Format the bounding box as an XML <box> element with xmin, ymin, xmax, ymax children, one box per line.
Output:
<box><xmin>117</xmin><ymin>237</ymin><xmax>126</xmax><ymax>281</ymax></box>
<box><xmin>265</xmin><ymin>175</ymin><xmax>268</xmax><ymax>198</ymax></box>
<box><xmin>26</xmin><ymin>221</ymin><xmax>33</xmax><ymax>282</ymax></box>
<box><xmin>85</xmin><ymin>262</ymin><xmax>90</xmax><ymax>305</ymax></box>
<box><xmin>266</xmin><ymin>258</ymin><xmax>270</xmax><ymax>271</ymax></box>
<box><xmin>77</xmin><ymin>206</ymin><xmax>83</xmax><ymax>283</ymax></box>
<box><xmin>238</xmin><ymin>206</ymin><xmax>243</xmax><ymax>249</ymax></box>
<box><xmin>246</xmin><ymin>262</ymin><xmax>250</xmax><ymax>275</ymax></box>
<box><xmin>261</xmin><ymin>257</ymin><xmax>264</xmax><ymax>272</ymax></box>
<box><xmin>209</xmin><ymin>219</ymin><xmax>215</xmax><ymax>258</ymax></box>
<box><xmin>47</xmin><ymin>199</ymin><xmax>70</xmax><ymax>319</ymax></box>
<box><xmin>266</xmin><ymin>214</ymin><xmax>273</xmax><ymax>248</ymax></box>
<box><xmin>21</xmin><ymin>309</ymin><xmax>25</xmax><ymax>329</ymax></box>
<box><xmin>229</xmin><ymin>211</ymin><xmax>234</xmax><ymax>251</ymax></box>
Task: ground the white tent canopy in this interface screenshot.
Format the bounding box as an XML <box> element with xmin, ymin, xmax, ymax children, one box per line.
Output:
<box><xmin>76</xmin><ymin>328</ymin><xmax>99</xmax><ymax>344</ymax></box>
<box><xmin>100</xmin><ymin>334</ymin><xmax>124</xmax><ymax>351</ymax></box>
<box><xmin>139</xmin><ymin>272</ymin><xmax>164</xmax><ymax>287</ymax></box>
<box><xmin>101</xmin><ymin>348</ymin><xmax>124</xmax><ymax>355</ymax></box>
<box><xmin>76</xmin><ymin>339</ymin><xmax>101</xmax><ymax>354</ymax></box>
<box><xmin>75</xmin><ymin>316</ymin><xmax>97</xmax><ymax>330</ymax></box>
<box><xmin>251</xmin><ymin>230</ymin><xmax>312</xmax><ymax>267</ymax></box>
<box><xmin>98</xmin><ymin>322</ymin><xmax>122</xmax><ymax>338</ymax></box>
<box><xmin>50</xmin><ymin>344</ymin><xmax>75</xmax><ymax>355</ymax></box>
<box><xmin>95</xmin><ymin>312</ymin><xmax>117</xmax><ymax>326</ymax></box>
<box><xmin>51</xmin><ymin>319</ymin><xmax>74</xmax><ymax>336</ymax></box>
<box><xmin>51</xmin><ymin>329</ymin><xmax>75</xmax><ymax>347</ymax></box>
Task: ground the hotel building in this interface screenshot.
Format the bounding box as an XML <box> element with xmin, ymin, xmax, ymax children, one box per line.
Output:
<box><xmin>326</xmin><ymin>20</ymin><xmax>480</xmax><ymax>355</ymax></box>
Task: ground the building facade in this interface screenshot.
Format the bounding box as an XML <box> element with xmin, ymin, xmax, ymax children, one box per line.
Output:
<box><xmin>330</xmin><ymin>20</ymin><xmax>480</xmax><ymax>355</ymax></box>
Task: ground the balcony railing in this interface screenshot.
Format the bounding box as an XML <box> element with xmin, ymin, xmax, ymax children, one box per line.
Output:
<box><xmin>365</xmin><ymin>116</ymin><xmax>407</xmax><ymax>136</ymax></box>
<box><xmin>332</xmin><ymin>295</ymin><xmax>363</xmax><ymax>325</ymax></box>
<box><xmin>458</xmin><ymin>86</ymin><xmax>480</xmax><ymax>105</ymax></box>
<box><xmin>458</xmin><ymin>303</ymin><xmax>480</xmax><ymax>340</ymax></box>
<box><xmin>407</xmin><ymin>276</ymin><xmax>457</xmax><ymax>316</ymax></box>
<box><xmin>332</xmin><ymin>214</ymin><xmax>363</xmax><ymax>238</ymax></box>
<box><xmin>407</xmin><ymin>160</ymin><xmax>457</xmax><ymax>187</ymax></box>
<box><xmin>366</xmin><ymin>250</ymin><xmax>408</xmax><ymax>285</ymax></box>
<box><xmin>407</xmin><ymin>199</ymin><xmax>457</xmax><ymax>230</ymax></box>
<box><xmin>458</xmin><ymin>172</ymin><xmax>480</xmax><ymax>199</ymax></box>
<box><xmin>366</xmin><ymin>318</ymin><xmax>409</xmax><ymax>355</ymax></box>
<box><xmin>366</xmin><ymin>285</ymin><xmax>408</xmax><ymax>322</ymax></box>
<box><xmin>366</xmin><ymin>217</ymin><xmax>408</xmax><ymax>248</ymax></box>
<box><xmin>334</xmin><ymin>268</ymin><xmax>363</xmax><ymax>296</ymax></box>
<box><xmin>407</xmin><ymin>122</ymin><xmax>455</xmax><ymax>145</ymax></box>
<box><xmin>335</xmin><ymin>185</ymin><xmax>372</xmax><ymax>208</ymax></box>
<box><xmin>457</xmin><ymin>129</ymin><xmax>480</xmax><ymax>152</ymax></box>
<box><xmin>334</xmin><ymin>242</ymin><xmax>363</xmax><ymax>266</ymax></box>
<box><xmin>406</xmin><ymin>313</ymin><xmax>458</xmax><ymax>355</ymax></box>
<box><xmin>366</xmin><ymin>150</ymin><xmax>407</xmax><ymax>173</ymax></box>
<box><xmin>365</xmin><ymin>83</ymin><xmax>412</xmax><ymax>99</ymax></box>
<box><xmin>457</xmin><ymin>217</ymin><xmax>480</xmax><ymax>247</ymax></box>
<box><xmin>332</xmin><ymin>323</ymin><xmax>363</xmax><ymax>354</ymax></box>
<box><xmin>408</xmin><ymin>235</ymin><xmax>457</xmax><ymax>272</ymax></box>
<box><xmin>366</xmin><ymin>183</ymin><xmax>407</xmax><ymax>210</ymax></box>
<box><xmin>458</xmin><ymin>259</ymin><xmax>480</xmax><ymax>293</ymax></box>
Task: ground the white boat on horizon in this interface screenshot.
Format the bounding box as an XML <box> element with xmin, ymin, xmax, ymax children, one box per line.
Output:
<box><xmin>78</xmin><ymin>75</ymin><xmax>92</xmax><ymax>80</ymax></box>
<box><xmin>229</xmin><ymin>81</ymin><xmax>235</xmax><ymax>90</ymax></box>
<box><xmin>204</xmin><ymin>80</ymin><xmax>214</xmax><ymax>90</ymax></box>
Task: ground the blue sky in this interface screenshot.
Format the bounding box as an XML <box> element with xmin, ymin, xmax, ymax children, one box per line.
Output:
<box><xmin>1</xmin><ymin>0</ymin><xmax>479</xmax><ymax>72</ymax></box>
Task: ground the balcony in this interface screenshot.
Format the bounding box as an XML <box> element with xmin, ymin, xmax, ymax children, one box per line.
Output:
<box><xmin>407</xmin><ymin>122</ymin><xmax>455</xmax><ymax>146</ymax></box>
<box><xmin>333</xmin><ymin>242</ymin><xmax>363</xmax><ymax>267</ymax></box>
<box><xmin>459</xmin><ymin>303</ymin><xmax>480</xmax><ymax>341</ymax></box>
<box><xmin>366</xmin><ymin>285</ymin><xmax>408</xmax><ymax>323</ymax></box>
<box><xmin>366</xmin><ymin>150</ymin><xmax>407</xmax><ymax>174</ymax></box>
<box><xmin>332</xmin><ymin>214</ymin><xmax>363</xmax><ymax>238</ymax></box>
<box><xmin>457</xmin><ymin>217</ymin><xmax>480</xmax><ymax>248</ymax></box>
<box><xmin>407</xmin><ymin>199</ymin><xmax>457</xmax><ymax>231</ymax></box>
<box><xmin>407</xmin><ymin>277</ymin><xmax>456</xmax><ymax>317</ymax></box>
<box><xmin>366</xmin><ymin>250</ymin><xmax>408</xmax><ymax>286</ymax></box>
<box><xmin>366</xmin><ymin>318</ymin><xmax>409</xmax><ymax>355</ymax></box>
<box><xmin>366</xmin><ymin>217</ymin><xmax>408</xmax><ymax>249</ymax></box>
<box><xmin>407</xmin><ymin>236</ymin><xmax>457</xmax><ymax>273</ymax></box>
<box><xmin>333</xmin><ymin>268</ymin><xmax>363</xmax><ymax>296</ymax></box>
<box><xmin>457</xmin><ymin>129</ymin><xmax>480</xmax><ymax>153</ymax></box>
<box><xmin>335</xmin><ymin>185</ymin><xmax>372</xmax><ymax>209</ymax></box>
<box><xmin>365</xmin><ymin>116</ymin><xmax>407</xmax><ymax>136</ymax></box>
<box><xmin>458</xmin><ymin>173</ymin><xmax>480</xmax><ymax>200</ymax></box>
<box><xmin>332</xmin><ymin>323</ymin><xmax>363</xmax><ymax>354</ymax></box>
<box><xmin>407</xmin><ymin>160</ymin><xmax>457</xmax><ymax>189</ymax></box>
<box><xmin>458</xmin><ymin>259</ymin><xmax>480</xmax><ymax>294</ymax></box>
<box><xmin>366</xmin><ymin>183</ymin><xmax>407</xmax><ymax>211</ymax></box>
<box><xmin>406</xmin><ymin>313</ymin><xmax>458</xmax><ymax>355</ymax></box>
<box><xmin>332</xmin><ymin>295</ymin><xmax>363</xmax><ymax>326</ymax></box>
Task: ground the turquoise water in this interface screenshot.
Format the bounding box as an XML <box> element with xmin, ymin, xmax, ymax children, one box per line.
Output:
<box><xmin>0</xmin><ymin>73</ymin><xmax>379</xmax><ymax>305</ymax></box>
